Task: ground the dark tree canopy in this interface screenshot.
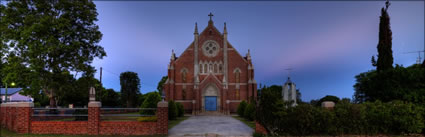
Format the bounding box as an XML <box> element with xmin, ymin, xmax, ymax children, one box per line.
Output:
<box><xmin>0</xmin><ymin>1</ymin><xmax>105</xmax><ymax>107</ymax></box>
<box><xmin>375</xmin><ymin>4</ymin><xmax>393</xmax><ymax>71</ymax></box>
<box><xmin>157</xmin><ymin>76</ymin><xmax>167</xmax><ymax>96</ymax></box>
<box><xmin>353</xmin><ymin>65</ymin><xmax>425</xmax><ymax>104</ymax></box>
<box><xmin>120</xmin><ymin>71</ymin><xmax>141</xmax><ymax>108</ymax></box>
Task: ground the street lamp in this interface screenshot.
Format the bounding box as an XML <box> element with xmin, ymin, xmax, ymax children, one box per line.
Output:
<box><xmin>4</xmin><ymin>82</ymin><xmax>16</xmax><ymax>103</ymax></box>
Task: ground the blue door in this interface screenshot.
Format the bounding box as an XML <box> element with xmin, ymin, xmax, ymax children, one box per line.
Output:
<box><xmin>205</xmin><ymin>96</ymin><xmax>217</xmax><ymax>111</ymax></box>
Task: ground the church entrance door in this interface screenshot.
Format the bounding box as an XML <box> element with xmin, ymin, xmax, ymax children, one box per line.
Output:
<box><xmin>205</xmin><ymin>96</ymin><xmax>217</xmax><ymax>111</ymax></box>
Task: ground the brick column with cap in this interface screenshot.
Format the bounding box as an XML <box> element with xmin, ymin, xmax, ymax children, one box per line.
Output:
<box><xmin>88</xmin><ymin>101</ymin><xmax>101</xmax><ymax>135</ymax></box>
<box><xmin>156</xmin><ymin>101</ymin><xmax>168</xmax><ymax>135</ymax></box>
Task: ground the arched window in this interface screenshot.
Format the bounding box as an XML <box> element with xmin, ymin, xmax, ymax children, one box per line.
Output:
<box><xmin>234</xmin><ymin>69</ymin><xmax>241</xmax><ymax>83</ymax></box>
<box><xmin>199</xmin><ymin>63</ymin><xmax>203</xmax><ymax>74</ymax></box>
<box><xmin>204</xmin><ymin>64</ymin><xmax>208</xmax><ymax>73</ymax></box>
<box><xmin>219</xmin><ymin>64</ymin><xmax>223</xmax><ymax>73</ymax></box>
<box><xmin>209</xmin><ymin>63</ymin><xmax>213</xmax><ymax>73</ymax></box>
<box><xmin>214</xmin><ymin>64</ymin><xmax>218</xmax><ymax>73</ymax></box>
<box><xmin>181</xmin><ymin>68</ymin><xmax>188</xmax><ymax>83</ymax></box>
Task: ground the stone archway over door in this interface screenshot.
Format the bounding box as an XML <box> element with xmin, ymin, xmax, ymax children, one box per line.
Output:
<box><xmin>202</xmin><ymin>84</ymin><xmax>220</xmax><ymax>112</ymax></box>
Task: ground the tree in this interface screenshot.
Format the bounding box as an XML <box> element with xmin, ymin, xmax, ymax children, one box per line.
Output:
<box><xmin>176</xmin><ymin>102</ymin><xmax>184</xmax><ymax>117</ymax></box>
<box><xmin>168</xmin><ymin>100</ymin><xmax>178</xmax><ymax>120</ymax></box>
<box><xmin>0</xmin><ymin>1</ymin><xmax>106</xmax><ymax>108</ymax></box>
<box><xmin>157</xmin><ymin>76</ymin><xmax>167</xmax><ymax>96</ymax></box>
<box><xmin>353</xmin><ymin>65</ymin><xmax>425</xmax><ymax>104</ymax></box>
<box><xmin>100</xmin><ymin>89</ymin><xmax>120</xmax><ymax>107</ymax></box>
<box><xmin>140</xmin><ymin>92</ymin><xmax>161</xmax><ymax>115</ymax></box>
<box><xmin>237</xmin><ymin>100</ymin><xmax>247</xmax><ymax>117</ymax></box>
<box><xmin>375</xmin><ymin>1</ymin><xmax>393</xmax><ymax>71</ymax></box>
<box><xmin>120</xmin><ymin>71</ymin><xmax>141</xmax><ymax>108</ymax></box>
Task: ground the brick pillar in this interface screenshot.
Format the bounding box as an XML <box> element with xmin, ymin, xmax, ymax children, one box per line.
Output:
<box><xmin>156</xmin><ymin>101</ymin><xmax>168</xmax><ymax>135</ymax></box>
<box><xmin>15</xmin><ymin>102</ymin><xmax>33</xmax><ymax>134</ymax></box>
<box><xmin>88</xmin><ymin>101</ymin><xmax>101</xmax><ymax>135</ymax></box>
<box><xmin>255</xmin><ymin>121</ymin><xmax>268</xmax><ymax>134</ymax></box>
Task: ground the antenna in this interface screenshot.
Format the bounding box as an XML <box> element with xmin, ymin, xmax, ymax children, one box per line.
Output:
<box><xmin>403</xmin><ymin>50</ymin><xmax>425</xmax><ymax>64</ymax></box>
<box><xmin>285</xmin><ymin>67</ymin><xmax>293</xmax><ymax>78</ymax></box>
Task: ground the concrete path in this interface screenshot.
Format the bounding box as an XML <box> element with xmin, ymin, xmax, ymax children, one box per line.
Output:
<box><xmin>168</xmin><ymin>115</ymin><xmax>254</xmax><ymax>137</ymax></box>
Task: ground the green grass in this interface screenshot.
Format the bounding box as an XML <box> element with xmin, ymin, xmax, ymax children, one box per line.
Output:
<box><xmin>1</xmin><ymin>129</ymin><xmax>165</xmax><ymax>137</ymax></box>
<box><xmin>232</xmin><ymin>116</ymin><xmax>255</xmax><ymax>129</ymax></box>
<box><xmin>168</xmin><ymin>116</ymin><xmax>189</xmax><ymax>129</ymax></box>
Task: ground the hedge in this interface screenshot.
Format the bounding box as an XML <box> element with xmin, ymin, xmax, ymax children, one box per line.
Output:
<box><xmin>257</xmin><ymin>100</ymin><xmax>424</xmax><ymax>136</ymax></box>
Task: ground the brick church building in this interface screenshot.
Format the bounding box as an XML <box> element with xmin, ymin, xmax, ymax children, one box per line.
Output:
<box><xmin>164</xmin><ymin>13</ymin><xmax>257</xmax><ymax>114</ymax></box>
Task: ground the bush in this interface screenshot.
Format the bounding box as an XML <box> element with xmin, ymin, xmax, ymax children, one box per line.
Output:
<box><xmin>137</xmin><ymin>116</ymin><xmax>157</xmax><ymax>122</ymax></box>
<box><xmin>140</xmin><ymin>92</ymin><xmax>161</xmax><ymax>115</ymax></box>
<box><xmin>176</xmin><ymin>102</ymin><xmax>184</xmax><ymax>117</ymax></box>
<box><xmin>257</xmin><ymin>85</ymin><xmax>425</xmax><ymax>136</ymax></box>
<box><xmin>168</xmin><ymin>100</ymin><xmax>178</xmax><ymax>120</ymax></box>
<box><xmin>237</xmin><ymin>101</ymin><xmax>247</xmax><ymax>117</ymax></box>
<box><xmin>244</xmin><ymin>102</ymin><xmax>256</xmax><ymax>121</ymax></box>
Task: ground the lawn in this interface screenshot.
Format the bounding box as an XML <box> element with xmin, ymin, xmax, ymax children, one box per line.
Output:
<box><xmin>168</xmin><ymin>116</ymin><xmax>189</xmax><ymax>129</ymax></box>
<box><xmin>232</xmin><ymin>116</ymin><xmax>255</xmax><ymax>129</ymax></box>
<box><xmin>1</xmin><ymin>129</ymin><xmax>165</xmax><ymax>137</ymax></box>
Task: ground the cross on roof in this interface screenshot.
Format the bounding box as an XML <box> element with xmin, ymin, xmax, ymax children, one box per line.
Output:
<box><xmin>208</xmin><ymin>12</ymin><xmax>214</xmax><ymax>21</ymax></box>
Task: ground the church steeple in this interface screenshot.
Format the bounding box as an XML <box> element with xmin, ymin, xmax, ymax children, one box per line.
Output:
<box><xmin>208</xmin><ymin>12</ymin><xmax>214</xmax><ymax>26</ymax></box>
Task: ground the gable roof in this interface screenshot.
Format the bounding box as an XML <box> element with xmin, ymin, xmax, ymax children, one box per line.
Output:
<box><xmin>0</xmin><ymin>88</ymin><xmax>23</xmax><ymax>95</ymax></box>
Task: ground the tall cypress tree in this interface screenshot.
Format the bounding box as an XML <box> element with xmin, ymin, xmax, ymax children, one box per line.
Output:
<box><xmin>375</xmin><ymin>0</ymin><xmax>393</xmax><ymax>71</ymax></box>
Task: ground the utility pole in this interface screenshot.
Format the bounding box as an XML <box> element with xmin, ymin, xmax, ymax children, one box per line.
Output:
<box><xmin>404</xmin><ymin>51</ymin><xmax>425</xmax><ymax>64</ymax></box>
<box><xmin>99</xmin><ymin>67</ymin><xmax>102</xmax><ymax>102</ymax></box>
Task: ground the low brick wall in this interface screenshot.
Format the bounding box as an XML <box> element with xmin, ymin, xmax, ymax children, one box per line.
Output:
<box><xmin>0</xmin><ymin>101</ymin><xmax>169</xmax><ymax>135</ymax></box>
<box><xmin>100</xmin><ymin>121</ymin><xmax>157</xmax><ymax>135</ymax></box>
<box><xmin>31</xmin><ymin>121</ymin><xmax>88</xmax><ymax>135</ymax></box>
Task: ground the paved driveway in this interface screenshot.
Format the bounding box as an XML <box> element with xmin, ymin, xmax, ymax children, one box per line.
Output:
<box><xmin>168</xmin><ymin>115</ymin><xmax>254</xmax><ymax>137</ymax></box>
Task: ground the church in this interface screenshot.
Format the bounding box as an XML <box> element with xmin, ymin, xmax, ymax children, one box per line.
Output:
<box><xmin>164</xmin><ymin>13</ymin><xmax>257</xmax><ymax>114</ymax></box>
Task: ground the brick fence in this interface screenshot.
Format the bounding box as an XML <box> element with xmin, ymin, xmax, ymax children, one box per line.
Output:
<box><xmin>0</xmin><ymin>101</ymin><xmax>168</xmax><ymax>135</ymax></box>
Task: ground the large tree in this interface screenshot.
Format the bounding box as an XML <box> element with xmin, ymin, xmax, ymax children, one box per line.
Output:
<box><xmin>373</xmin><ymin>1</ymin><xmax>393</xmax><ymax>71</ymax></box>
<box><xmin>0</xmin><ymin>1</ymin><xmax>106</xmax><ymax>107</ymax></box>
<box><xmin>157</xmin><ymin>76</ymin><xmax>167</xmax><ymax>96</ymax></box>
<box><xmin>120</xmin><ymin>71</ymin><xmax>141</xmax><ymax>108</ymax></box>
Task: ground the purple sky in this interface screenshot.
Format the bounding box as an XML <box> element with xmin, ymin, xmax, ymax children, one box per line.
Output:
<box><xmin>92</xmin><ymin>1</ymin><xmax>424</xmax><ymax>102</ymax></box>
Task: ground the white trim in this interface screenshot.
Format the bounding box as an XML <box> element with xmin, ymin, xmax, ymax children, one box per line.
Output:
<box><xmin>175</xmin><ymin>100</ymin><xmax>193</xmax><ymax>103</ymax></box>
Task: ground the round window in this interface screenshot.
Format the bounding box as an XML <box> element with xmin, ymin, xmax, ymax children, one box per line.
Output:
<box><xmin>202</xmin><ymin>40</ymin><xmax>219</xmax><ymax>57</ymax></box>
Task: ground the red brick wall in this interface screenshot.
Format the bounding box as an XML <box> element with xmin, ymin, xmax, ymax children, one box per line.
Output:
<box><xmin>88</xmin><ymin>106</ymin><xmax>100</xmax><ymax>135</ymax></box>
<box><xmin>100</xmin><ymin>121</ymin><xmax>157</xmax><ymax>135</ymax></box>
<box><xmin>15</xmin><ymin>107</ymin><xmax>31</xmax><ymax>133</ymax></box>
<box><xmin>1</xmin><ymin>102</ymin><xmax>169</xmax><ymax>136</ymax></box>
<box><xmin>255</xmin><ymin>121</ymin><xmax>268</xmax><ymax>134</ymax></box>
<box><xmin>31</xmin><ymin>121</ymin><xmax>88</xmax><ymax>135</ymax></box>
<box><xmin>156</xmin><ymin>104</ymin><xmax>168</xmax><ymax>135</ymax></box>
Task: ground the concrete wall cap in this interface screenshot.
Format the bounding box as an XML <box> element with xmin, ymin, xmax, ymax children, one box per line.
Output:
<box><xmin>157</xmin><ymin>101</ymin><xmax>168</xmax><ymax>107</ymax></box>
<box><xmin>1</xmin><ymin>102</ymin><xmax>33</xmax><ymax>107</ymax></box>
<box><xmin>88</xmin><ymin>101</ymin><xmax>102</xmax><ymax>107</ymax></box>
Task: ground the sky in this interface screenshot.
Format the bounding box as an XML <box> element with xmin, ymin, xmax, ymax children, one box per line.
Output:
<box><xmin>91</xmin><ymin>1</ymin><xmax>424</xmax><ymax>102</ymax></box>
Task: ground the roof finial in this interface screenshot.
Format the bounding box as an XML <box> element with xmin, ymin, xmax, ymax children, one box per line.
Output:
<box><xmin>171</xmin><ymin>49</ymin><xmax>176</xmax><ymax>61</ymax></box>
<box><xmin>194</xmin><ymin>22</ymin><xmax>198</xmax><ymax>34</ymax></box>
<box><xmin>223</xmin><ymin>22</ymin><xmax>227</xmax><ymax>34</ymax></box>
<box><xmin>208</xmin><ymin>12</ymin><xmax>214</xmax><ymax>21</ymax></box>
<box><xmin>208</xmin><ymin>12</ymin><xmax>214</xmax><ymax>26</ymax></box>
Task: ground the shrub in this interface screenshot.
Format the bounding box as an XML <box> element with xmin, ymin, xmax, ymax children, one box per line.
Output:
<box><xmin>137</xmin><ymin>116</ymin><xmax>157</xmax><ymax>122</ymax></box>
<box><xmin>168</xmin><ymin>100</ymin><xmax>178</xmax><ymax>120</ymax></box>
<box><xmin>237</xmin><ymin>100</ymin><xmax>247</xmax><ymax>117</ymax></box>
<box><xmin>176</xmin><ymin>102</ymin><xmax>184</xmax><ymax>117</ymax></box>
<box><xmin>140</xmin><ymin>92</ymin><xmax>161</xmax><ymax>115</ymax></box>
<box><xmin>388</xmin><ymin>100</ymin><xmax>424</xmax><ymax>134</ymax></box>
<box><xmin>244</xmin><ymin>102</ymin><xmax>256</xmax><ymax>121</ymax></box>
